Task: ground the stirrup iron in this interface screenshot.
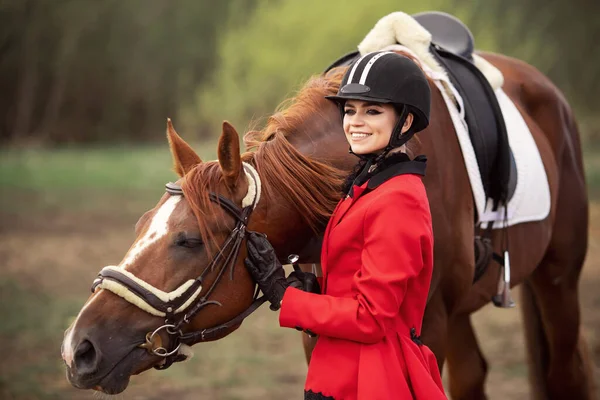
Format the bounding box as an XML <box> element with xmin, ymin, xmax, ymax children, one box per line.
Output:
<box><xmin>492</xmin><ymin>251</ymin><xmax>515</xmax><ymax>308</ymax></box>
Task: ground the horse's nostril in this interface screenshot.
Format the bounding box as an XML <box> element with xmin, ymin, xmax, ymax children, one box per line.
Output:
<box><xmin>74</xmin><ymin>339</ymin><xmax>99</xmax><ymax>375</ymax></box>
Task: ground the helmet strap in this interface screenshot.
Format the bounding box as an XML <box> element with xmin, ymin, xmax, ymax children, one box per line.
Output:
<box><xmin>375</xmin><ymin>105</ymin><xmax>414</xmax><ymax>162</ymax></box>
<box><xmin>388</xmin><ymin>105</ymin><xmax>414</xmax><ymax>147</ymax></box>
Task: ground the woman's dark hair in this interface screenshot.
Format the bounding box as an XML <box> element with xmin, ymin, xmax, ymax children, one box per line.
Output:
<box><xmin>341</xmin><ymin>158</ymin><xmax>370</xmax><ymax>195</ymax></box>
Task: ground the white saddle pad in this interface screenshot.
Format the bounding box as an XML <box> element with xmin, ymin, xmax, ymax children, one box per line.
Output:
<box><xmin>438</xmin><ymin>83</ymin><xmax>551</xmax><ymax>228</ymax></box>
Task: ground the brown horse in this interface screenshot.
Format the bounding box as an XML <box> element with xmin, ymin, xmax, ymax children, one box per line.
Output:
<box><xmin>61</xmin><ymin>50</ymin><xmax>594</xmax><ymax>399</ymax></box>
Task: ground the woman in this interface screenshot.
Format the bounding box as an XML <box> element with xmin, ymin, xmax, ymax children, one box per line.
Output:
<box><xmin>245</xmin><ymin>51</ymin><xmax>446</xmax><ymax>400</ymax></box>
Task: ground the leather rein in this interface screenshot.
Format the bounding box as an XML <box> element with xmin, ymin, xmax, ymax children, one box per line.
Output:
<box><xmin>90</xmin><ymin>164</ymin><xmax>268</xmax><ymax>370</ymax></box>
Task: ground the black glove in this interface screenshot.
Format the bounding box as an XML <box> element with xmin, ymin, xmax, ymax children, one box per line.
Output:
<box><xmin>244</xmin><ymin>232</ymin><xmax>301</xmax><ymax>311</ymax></box>
<box><xmin>287</xmin><ymin>269</ymin><xmax>321</xmax><ymax>338</ymax></box>
<box><xmin>287</xmin><ymin>269</ymin><xmax>321</xmax><ymax>295</ymax></box>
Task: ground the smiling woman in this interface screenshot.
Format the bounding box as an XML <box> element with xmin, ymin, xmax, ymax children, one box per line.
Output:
<box><xmin>242</xmin><ymin>51</ymin><xmax>448</xmax><ymax>400</ymax></box>
<box><xmin>342</xmin><ymin>100</ymin><xmax>414</xmax><ymax>155</ymax></box>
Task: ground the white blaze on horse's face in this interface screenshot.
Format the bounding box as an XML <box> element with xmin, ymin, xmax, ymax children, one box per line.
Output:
<box><xmin>120</xmin><ymin>195</ymin><xmax>181</xmax><ymax>269</ymax></box>
<box><xmin>61</xmin><ymin>195</ymin><xmax>181</xmax><ymax>368</ymax></box>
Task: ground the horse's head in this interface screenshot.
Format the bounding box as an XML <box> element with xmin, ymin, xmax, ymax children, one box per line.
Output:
<box><xmin>61</xmin><ymin>120</ymin><xmax>278</xmax><ymax>394</ymax></box>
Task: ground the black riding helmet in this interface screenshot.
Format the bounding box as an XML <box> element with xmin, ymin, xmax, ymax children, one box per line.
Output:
<box><xmin>326</xmin><ymin>51</ymin><xmax>431</xmax><ymax>151</ymax></box>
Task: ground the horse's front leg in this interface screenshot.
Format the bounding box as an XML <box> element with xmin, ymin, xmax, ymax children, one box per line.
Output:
<box><xmin>446</xmin><ymin>312</ymin><xmax>489</xmax><ymax>400</ymax></box>
<box><xmin>301</xmin><ymin>332</ymin><xmax>318</xmax><ymax>365</ymax></box>
<box><xmin>422</xmin><ymin>287</ymin><xmax>449</xmax><ymax>371</ymax></box>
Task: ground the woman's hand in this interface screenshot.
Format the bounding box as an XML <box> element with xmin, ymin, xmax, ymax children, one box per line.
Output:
<box><xmin>245</xmin><ymin>231</ymin><xmax>320</xmax><ymax>310</ymax></box>
<box><xmin>244</xmin><ymin>232</ymin><xmax>300</xmax><ymax>310</ymax></box>
<box><xmin>287</xmin><ymin>269</ymin><xmax>321</xmax><ymax>295</ymax></box>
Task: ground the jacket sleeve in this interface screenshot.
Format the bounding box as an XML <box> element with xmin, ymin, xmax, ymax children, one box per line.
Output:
<box><xmin>279</xmin><ymin>186</ymin><xmax>433</xmax><ymax>343</ymax></box>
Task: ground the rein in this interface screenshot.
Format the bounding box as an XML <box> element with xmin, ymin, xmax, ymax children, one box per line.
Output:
<box><xmin>90</xmin><ymin>163</ymin><xmax>269</xmax><ymax>370</ymax></box>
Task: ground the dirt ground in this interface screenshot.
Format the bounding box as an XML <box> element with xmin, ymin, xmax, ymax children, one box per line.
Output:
<box><xmin>1</xmin><ymin>197</ymin><xmax>599</xmax><ymax>399</ymax></box>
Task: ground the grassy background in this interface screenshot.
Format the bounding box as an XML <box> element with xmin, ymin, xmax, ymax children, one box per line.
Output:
<box><xmin>1</xmin><ymin>143</ymin><xmax>599</xmax><ymax>399</ymax></box>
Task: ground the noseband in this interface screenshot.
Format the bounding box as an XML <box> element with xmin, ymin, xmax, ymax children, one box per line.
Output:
<box><xmin>90</xmin><ymin>163</ymin><xmax>268</xmax><ymax>369</ymax></box>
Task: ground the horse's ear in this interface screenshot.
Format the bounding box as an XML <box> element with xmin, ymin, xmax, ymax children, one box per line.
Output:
<box><xmin>167</xmin><ymin>118</ymin><xmax>202</xmax><ymax>177</ymax></box>
<box><xmin>218</xmin><ymin>121</ymin><xmax>242</xmax><ymax>190</ymax></box>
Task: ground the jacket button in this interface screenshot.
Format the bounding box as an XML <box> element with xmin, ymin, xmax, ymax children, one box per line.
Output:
<box><xmin>295</xmin><ymin>326</ymin><xmax>303</xmax><ymax>331</ymax></box>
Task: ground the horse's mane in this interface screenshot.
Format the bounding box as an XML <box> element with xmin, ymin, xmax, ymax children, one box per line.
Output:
<box><xmin>181</xmin><ymin>68</ymin><xmax>348</xmax><ymax>253</ymax></box>
<box><xmin>244</xmin><ymin>67</ymin><xmax>345</xmax><ymax>143</ymax></box>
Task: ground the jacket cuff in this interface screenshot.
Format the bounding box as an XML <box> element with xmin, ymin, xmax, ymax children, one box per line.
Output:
<box><xmin>279</xmin><ymin>287</ymin><xmax>310</xmax><ymax>329</ymax></box>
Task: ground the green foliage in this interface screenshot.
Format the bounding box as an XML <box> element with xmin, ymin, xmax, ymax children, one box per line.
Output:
<box><xmin>461</xmin><ymin>0</ymin><xmax>599</xmax><ymax>118</ymax></box>
<box><xmin>189</xmin><ymin>0</ymin><xmax>465</xmax><ymax>134</ymax></box>
<box><xmin>0</xmin><ymin>141</ymin><xmax>217</xmax><ymax>192</ymax></box>
<box><xmin>0</xmin><ymin>0</ymin><xmax>230</xmax><ymax>144</ymax></box>
<box><xmin>187</xmin><ymin>0</ymin><xmax>599</xmax><ymax>140</ymax></box>
<box><xmin>1</xmin><ymin>0</ymin><xmax>598</xmax><ymax>146</ymax></box>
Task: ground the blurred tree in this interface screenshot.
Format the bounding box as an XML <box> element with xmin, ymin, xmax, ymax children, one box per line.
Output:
<box><xmin>462</xmin><ymin>0</ymin><xmax>599</xmax><ymax>118</ymax></box>
<box><xmin>188</xmin><ymin>0</ymin><xmax>599</xmax><ymax>143</ymax></box>
<box><xmin>188</xmin><ymin>0</ymin><xmax>460</xmax><ymax>136</ymax></box>
<box><xmin>0</xmin><ymin>0</ymin><xmax>235</xmax><ymax>145</ymax></box>
<box><xmin>1</xmin><ymin>0</ymin><xmax>597</xmax><ymax>146</ymax></box>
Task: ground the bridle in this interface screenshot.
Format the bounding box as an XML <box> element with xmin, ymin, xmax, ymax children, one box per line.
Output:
<box><xmin>90</xmin><ymin>163</ymin><xmax>268</xmax><ymax>369</ymax></box>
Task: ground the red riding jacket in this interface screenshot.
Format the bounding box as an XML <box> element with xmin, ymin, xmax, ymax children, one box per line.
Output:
<box><xmin>279</xmin><ymin>158</ymin><xmax>446</xmax><ymax>399</ymax></box>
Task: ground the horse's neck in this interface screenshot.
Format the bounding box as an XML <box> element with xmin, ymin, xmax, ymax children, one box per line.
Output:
<box><xmin>271</xmin><ymin>118</ymin><xmax>354</xmax><ymax>264</ymax></box>
<box><xmin>287</xmin><ymin>116</ymin><xmax>356</xmax><ymax>173</ymax></box>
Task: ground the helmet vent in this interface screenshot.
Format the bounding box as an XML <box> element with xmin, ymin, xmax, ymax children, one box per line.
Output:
<box><xmin>340</xmin><ymin>83</ymin><xmax>371</xmax><ymax>94</ymax></box>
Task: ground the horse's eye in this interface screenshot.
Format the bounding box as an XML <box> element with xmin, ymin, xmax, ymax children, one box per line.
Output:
<box><xmin>176</xmin><ymin>238</ymin><xmax>203</xmax><ymax>249</ymax></box>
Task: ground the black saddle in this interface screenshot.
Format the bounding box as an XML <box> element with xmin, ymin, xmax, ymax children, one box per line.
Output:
<box><xmin>413</xmin><ymin>11</ymin><xmax>474</xmax><ymax>61</ymax></box>
<box><xmin>325</xmin><ymin>11</ymin><xmax>517</xmax><ymax>208</ymax></box>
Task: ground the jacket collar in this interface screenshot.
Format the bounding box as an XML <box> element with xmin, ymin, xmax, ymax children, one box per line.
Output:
<box><xmin>332</xmin><ymin>154</ymin><xmax>427</xmax><ymax>228</ymax></box>
<box><xmin>348</xmin><ymin>154</ymin><xmax>427</xmax><ymax>198</ymax></box>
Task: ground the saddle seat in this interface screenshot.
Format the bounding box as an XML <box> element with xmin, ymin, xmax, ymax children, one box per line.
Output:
<box><xmin>413</xmin><ymin>11</ymin><xmax>474</xmax><ymax>61</ymax></box>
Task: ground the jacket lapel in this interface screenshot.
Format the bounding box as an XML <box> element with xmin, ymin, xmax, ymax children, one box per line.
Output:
<box><xmin>320</xmin><ymin>199</ymin><xmax>344</xmax><ymax>291</ymax></box>
<box><xmin>321</xmin><ymin>186</ymin><xmax>367</xmax><ymax>293</ymax></box>
<box><xmin>333</xmin><ymin>183</ymin><xmax>368</xmax><ymax>227</ymax></box>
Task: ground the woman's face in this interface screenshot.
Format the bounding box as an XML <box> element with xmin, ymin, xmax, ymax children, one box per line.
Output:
<box><xmin>343</xmin><ymin>100</ymin><xmax>400</xmax><ymax>155</ymax></box>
